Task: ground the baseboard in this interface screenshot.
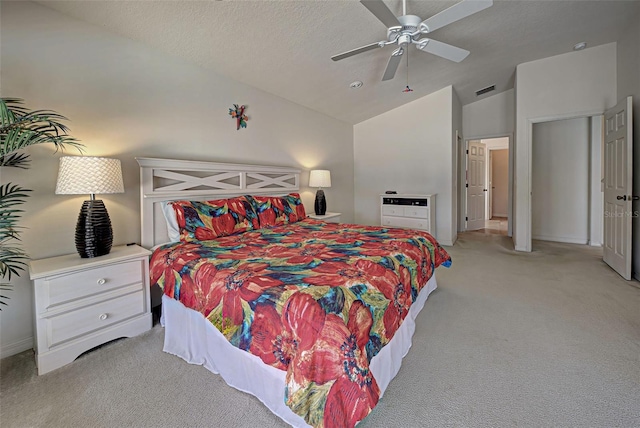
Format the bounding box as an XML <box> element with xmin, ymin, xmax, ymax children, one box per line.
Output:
<box><xmin>532</xmin><ymin>234</ymin><xmax>588</xmax><ymax>245</ymax></box>
<box><xmin>491</xmin><ymin>213</ymin><xmax>507</xmax><ymax>218</ymax></box>
<box><xmin>1</xmin><ymin>336</ymin><xmax>33</xmax><ymax>359</ymax></box>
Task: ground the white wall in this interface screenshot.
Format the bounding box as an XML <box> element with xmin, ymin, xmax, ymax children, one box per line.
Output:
<box><xmin>532</xmin><ymin>118</ymin><xmax>590</xmax><ymax>244</ymax></box>
<box><xmin>463</xmin><ymin>89</ymin><xmax>515</xmax><ymax>138</ymax></box>
<box><xmin>616</xmin><ymin>15</ymin><xmax>640</xmax><ymax>280</ymax></box>
<box><xmin>514</xmin><ymin>43</ymin><xmax>617</xmax><ymax>251</ymax></box>
<box><xmin>0</xmin><ymin>1</ymin><xmax>354</xmax><ymax>357</ymax></box>
<box><xmin>354</xmin><ymin>86</ymin><xmax>455</xmax><ymax>245</ymax></box>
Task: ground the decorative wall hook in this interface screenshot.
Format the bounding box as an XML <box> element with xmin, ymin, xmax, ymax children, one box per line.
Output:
<box><xmin>229</xmin><ymin>104</ymin><xmax>248</xmax><ymax>130</ymax></box>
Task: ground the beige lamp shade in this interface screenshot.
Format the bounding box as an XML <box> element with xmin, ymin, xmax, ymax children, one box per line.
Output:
<box><xmin>309</xmin><ymin>169</ymin><xmax>331</xmax><ymax>188</ymax></box>
<box><xmin>56</xmin><ymin>156</ymin><xmax>124</xmax><ymax>195</ymax></box>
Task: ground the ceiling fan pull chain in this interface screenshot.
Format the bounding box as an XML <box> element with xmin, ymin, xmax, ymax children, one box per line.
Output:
<box><xmin>404</xmin><ymin>50</ymin><xmax>413</xmax><ymax>93</ymax></box>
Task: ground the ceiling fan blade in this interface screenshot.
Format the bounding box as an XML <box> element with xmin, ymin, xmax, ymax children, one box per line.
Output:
<box><xmin>420</xmin><ymin>0</ymin><xmax>493</xmax><ymax>33</ymax></box>
<box><xmin>382</xmin><ymin>48</ymin><xmax>403</xmax><ymax>81</ymax></box>
<box><xmin>331</xmin><ymin>42</ymin><xmax>383</xmax><ymax>61</ymax></box>
<box><xmin>416</xmin><ymin>39</ymin><xmax>470</xmax><ymax>62</ymax></box>
<box><xmin>361</xmin><ymin>0</ymin><xmax>400</xmax><ymax>28</ymax></box>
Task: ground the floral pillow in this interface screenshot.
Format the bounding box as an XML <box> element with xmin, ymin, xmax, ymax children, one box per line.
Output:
<box><xmin>170</xmin><ymin>197</ymin><xmax>259</xmax><ymax>242</ymax></box>
<box><xmin>247</xmin><ymin>193</ymin><xmax>307</xmax><ymax>228</ymax></box>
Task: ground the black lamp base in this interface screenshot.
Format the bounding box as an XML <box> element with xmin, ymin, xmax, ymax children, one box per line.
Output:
<box><xmin>75</xmin><ymin>200</ymin><xmax>113</xmax><ymax>258</ymax></box>
<box><xmin>314</xmin><ymin>189</ymin><xmax>327</xmax><ymax>216</ymax></box>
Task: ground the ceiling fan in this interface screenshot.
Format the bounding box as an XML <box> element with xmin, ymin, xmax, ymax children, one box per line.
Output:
<box><xmin>331</xmin><ymin>0</ymin><xmax>493</xmax><ymax>81</ymax></box>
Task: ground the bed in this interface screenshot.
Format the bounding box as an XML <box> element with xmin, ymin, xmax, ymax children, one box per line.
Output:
<box><xmin>137</xmin><ymin>157</ymin><xmax>451</xmax><ymax>428</ymax></box>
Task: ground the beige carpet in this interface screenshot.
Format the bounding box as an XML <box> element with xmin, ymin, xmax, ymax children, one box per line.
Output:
<box><xmin>2</xmin><ymin>232</ymin><xmax>639</xmax><ymax>427</ymax></box>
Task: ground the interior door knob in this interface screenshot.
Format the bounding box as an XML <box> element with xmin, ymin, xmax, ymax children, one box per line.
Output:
<box><xmin>617</xmin><ymin>195</ymin><xmax>627</xmax><ymax>201</ymax></box>
<box><xmin>633</xmin><ymin>196</ymin><xmax>640</xmax><ymax>201</ymax></box>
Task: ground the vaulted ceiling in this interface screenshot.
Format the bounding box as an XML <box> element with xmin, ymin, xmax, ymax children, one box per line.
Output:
<box><xmin>39</xmin><ymin>1</ymin><xmax>640</xmax><ymax>124</ymax></box>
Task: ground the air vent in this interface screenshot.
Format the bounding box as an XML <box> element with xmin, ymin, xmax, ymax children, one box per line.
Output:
<box><xmin>475</xmin><ymin>85</ymin><xmax>495</xmax><ymax>96</ymax></box>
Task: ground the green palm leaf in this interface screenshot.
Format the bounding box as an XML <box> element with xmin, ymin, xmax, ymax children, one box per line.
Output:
<box><xmin>0</xmin><ymin>98</ymin><xmax>85</xmax><ymax>309</ymax></box>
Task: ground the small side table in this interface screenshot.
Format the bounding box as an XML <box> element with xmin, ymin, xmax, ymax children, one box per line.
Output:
<box><xmin>308</xmin><ymin>212</ymin><xmax>342</xmax><ymax>223</ymax></box>
<box><xmin>29</xmin><ymin>245</ymin><xmax>152</xmax><ymax>375</ymax></box>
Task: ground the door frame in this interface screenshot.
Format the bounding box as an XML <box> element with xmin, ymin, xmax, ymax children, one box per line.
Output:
<box><xmin>530</xmin><ymin>117</ymin><xmax>593</xmax><ymax>245</ymax></box>
<box><xmin>519</xmin><ymin>109</ymin><xmax>605</xmax><ymax>251</ymax></box>
<box><xmin>460</xmin><ymin>133</ymin><xmax>513</xmax><ymax>236</ymax></box>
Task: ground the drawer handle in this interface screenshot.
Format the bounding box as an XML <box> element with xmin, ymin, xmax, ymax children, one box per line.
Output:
<box><xmin>99</xmin><ymin>313</ymin><xmax>108</xmax><ymax>321</ymax></box>
<box><xmin>97</xmin><ymin>278</ymin><xmax>106</xmax><ymax>285</ymax></box>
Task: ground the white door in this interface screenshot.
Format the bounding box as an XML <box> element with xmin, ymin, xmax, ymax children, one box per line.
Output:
<box><xmin>466</xmin><ymin>141</ymin><xmax>486</xmax><ymax>230</ymax></box>
<box><xmin>603</xmin><ymin>96</ymin><xmax>633</xmax><ymax>280</ymax></box>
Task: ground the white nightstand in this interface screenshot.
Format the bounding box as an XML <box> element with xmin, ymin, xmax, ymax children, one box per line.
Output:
<box><xmin>308</xmin><ymin>212</ymin><xmax>342</xmax><ymax>223</ymax></box>
<box><xmin>29</xmin><ymin>245</ymin><xmax>152</xmax><ymax>375</ymax></box>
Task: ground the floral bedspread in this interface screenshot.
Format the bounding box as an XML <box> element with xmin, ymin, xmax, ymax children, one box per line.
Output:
<box><xmin>150</xmin><ymin>219</ymin><xmax>451</xmax><ymax>428</ymax></box>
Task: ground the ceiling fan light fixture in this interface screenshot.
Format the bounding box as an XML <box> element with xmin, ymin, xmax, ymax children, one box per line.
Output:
<box><xmin>573</xmin><ymin>42</ymin><xmax>587</xmax><ymax>51</ymax></box>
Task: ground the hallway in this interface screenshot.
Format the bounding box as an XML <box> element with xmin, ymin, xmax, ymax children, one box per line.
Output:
<box><xmin>476</xmin><ymin>217</ymin><xmax>508</xmax><ymax>235</ymax></box>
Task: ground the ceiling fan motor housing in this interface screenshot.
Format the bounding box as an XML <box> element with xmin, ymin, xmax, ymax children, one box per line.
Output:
<box><xmin>388</xmin><ymin>15</ymin><xmax>423</xmax><ymax>44</ymax></box>
<box><xmin>399</xmin><ymin>14</ymin><xmax>422</xmax><ymax>29</ymax></box>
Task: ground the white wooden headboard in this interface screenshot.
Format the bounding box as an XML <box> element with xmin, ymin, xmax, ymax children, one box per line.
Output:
<box><xmin>136</xmin><ymin>157</ymin><xmax>301</xmax><ymax>248</ymax></box>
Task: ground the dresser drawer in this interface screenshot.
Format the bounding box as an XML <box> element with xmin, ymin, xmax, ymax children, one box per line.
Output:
<box><xmin>44</xmin><ymin>260</ymin><xmax>143</xmax><ymax>308</ymax></box>
<box><xmin>46</xmin><ymin>289</ymin><xmax>145</xmax><ymax>347</ymax></box>
<box><xmin>403</xmin><ymin>206</ymin><xmax>429</xmax><ymax>219</ymax></box>
<box><xmin>382</xmin><ymin>216</ymin><xmax>430</xmax><ymax>232</ymax></box>
<box><xmin>382</xmin><ymin>206</ymin><xmax>403</xmax><ymax>216</ymax></box>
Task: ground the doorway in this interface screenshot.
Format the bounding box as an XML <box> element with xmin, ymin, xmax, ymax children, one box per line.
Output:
<box><xmin>530</xmin><ymin>116</ymin><xmax>604</xmax><ymax>249</ymax></box>
<box><xmin>462</xmin><ymin>136</ymin><xmax>510</xmax><ymax>236</ymax></box>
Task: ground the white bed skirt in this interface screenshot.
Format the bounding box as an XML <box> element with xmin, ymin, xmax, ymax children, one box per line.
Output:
<box><xmin>161</xmin><ymin>275</ymin><xmax>438</xmax><ymax>427</ymax></box>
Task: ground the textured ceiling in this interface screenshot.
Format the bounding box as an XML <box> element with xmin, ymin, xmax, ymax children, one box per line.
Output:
<box><xmin>38</xmin><ymin>0</ymin><xmax>640</xmax><ymax>124</ymax></box>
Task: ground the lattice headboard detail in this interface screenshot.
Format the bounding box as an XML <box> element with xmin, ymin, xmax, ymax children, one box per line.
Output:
<box><xmin>136</xmin><ymin>157</ymin><xmax>301</xmax><ymax>248</ymax></box>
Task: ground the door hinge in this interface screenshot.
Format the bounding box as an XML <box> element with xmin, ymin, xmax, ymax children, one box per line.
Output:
<box><xmin>466</xmin><ymin>150</ymin><xmax>469</xmax><ymax>154</ymax></box>
<box><xmin>466</xmin><ymin>183</ymin><xmax>468</xmax><ymax>188</ymax></box>
<box><xmin>465</xmin><ymin>216</ymin><xmax>468</xmax><ymax>221</ymax></box>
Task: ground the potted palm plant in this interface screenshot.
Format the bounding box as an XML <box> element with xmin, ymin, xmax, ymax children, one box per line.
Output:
<box><xmin>0</xmin><ymin>98</ymin><xmax>84</xmax><ymax>308</ymax></box>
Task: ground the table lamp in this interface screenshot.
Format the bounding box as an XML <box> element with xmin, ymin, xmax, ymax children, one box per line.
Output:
<box><xmin>309</xmin><ymin>169</ymin><xmax>331</xmax><ymax>216</ymax></box>
<box><xmin>55</xmin><ymin>156</ymin><xmax>124</xmax><ymax>258</ymax></box>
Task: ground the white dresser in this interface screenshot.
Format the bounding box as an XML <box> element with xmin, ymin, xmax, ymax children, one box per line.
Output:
<box><xmin>380</xmin><ymin>194</ymin><xmax>436</xmax><ymax>236</ymax></box>
<box><xmin>29</xmin><ymin>245</ymin><xmax>152</xmax><ymax>375</ymax></box>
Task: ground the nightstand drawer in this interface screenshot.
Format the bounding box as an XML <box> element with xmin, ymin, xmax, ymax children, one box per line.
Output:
<box><xmin>45</xmin><ymin>260</ymin><xmax>143</xmax><ymax>308</ymax></box>
<box><xmin>46</xmin><ymin>289</ymin><xmax>145</xmax><ymax>347</ymax></box>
